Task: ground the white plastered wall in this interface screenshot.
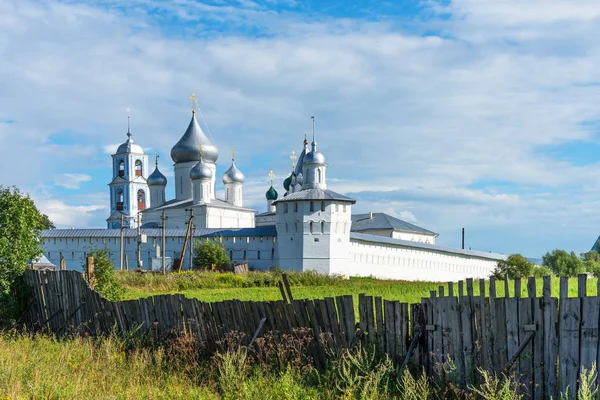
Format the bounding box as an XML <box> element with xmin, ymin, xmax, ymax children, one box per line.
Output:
<box><xmin>346</xmin><ymin>239</ymin><xmax>502</xmax><ymax>281</ymax></box>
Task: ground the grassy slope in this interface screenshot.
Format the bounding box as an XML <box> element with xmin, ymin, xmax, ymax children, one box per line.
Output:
<box><xmin>117</xmin><ymin>271</ymin><xmax>598</xmax><ymax>304</ymax></box>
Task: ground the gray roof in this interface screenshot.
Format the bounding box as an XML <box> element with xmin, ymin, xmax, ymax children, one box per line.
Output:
<box><xmin>351</xmin><ymin>213</ymin><xmax>437</xmax><ymax>236</ymax></box>
<box><xmin>41</xmin><ymin>226</ymin><xmax>276</xmax><ymax>239</ymax></box>
<box><xmin>350</xmin><ymin>232</ymin><xmax>507</xmax><ymax>261</ymax></box>
<box><xmin>143</xmin><ymin>197</ymin><xmax>255</xmax><ymax>213</ymax></box>
<box><xmin>273</xmin><ymin>188</ymin><xmax>356</xmax><ymax>204</ymax></box>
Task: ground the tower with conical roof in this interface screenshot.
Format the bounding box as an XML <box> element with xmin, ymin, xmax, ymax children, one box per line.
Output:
<box><xmin>107</xmin><ymin>115</ymin><xmax>149</xmax><ymax>229</ymax></box>
<box><xmin>171</xmin><ymin>94</ymin><xmax>218</xmax><ymax>201</ymax></box>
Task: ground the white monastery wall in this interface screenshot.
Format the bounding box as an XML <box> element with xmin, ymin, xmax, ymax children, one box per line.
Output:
<box><xmin>346</xmin><ymin>237</ymin><xmax>504</xmax><ymax>282</ymax></box>
<box><xmin>41</xmin><ymin>233</ymin><xmax>276</xmax><ymax>272</ymax></box>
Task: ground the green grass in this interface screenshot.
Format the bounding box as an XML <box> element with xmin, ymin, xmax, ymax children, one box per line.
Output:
<box><xmin>116</xmin><ymin>271</ymin><xmax>598</xmax><ymax>305</ymax></box>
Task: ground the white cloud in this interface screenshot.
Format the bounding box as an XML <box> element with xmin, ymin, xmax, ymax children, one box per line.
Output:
<box><xmin>3</xmin><ymin>0</ymin><xmax>600</xmax><ymax>256</ymax></box>
<box><xmin>54</xmin><ymin>173</ymin><xmax>92</xmax><ymax>189</ymax></box>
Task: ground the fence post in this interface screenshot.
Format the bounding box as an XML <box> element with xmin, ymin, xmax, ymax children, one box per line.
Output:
<box><xmin>86</xmin><ymin>256</ymin><xmax>96</xmax><ymax>289</ymax></box>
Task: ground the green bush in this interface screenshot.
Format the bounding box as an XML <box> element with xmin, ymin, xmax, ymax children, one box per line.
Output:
<box><xmin>87</xmin><ymin>249</ymin><xmax>123</xmax><ymax>301</ymax></box>
<box><xmin>192</xmin><ymin>239</ymin><xmax>229</xmax><ymax>270</ymax></box>
<box><xmin>532</xmin><ymin>265</ymin><xmax>553</xmax><ymax>278</ymax></box>
<box><xmin>494</xmin><ymin>254</ymin><xmax>534</xmax><ymax>280</ymax></box>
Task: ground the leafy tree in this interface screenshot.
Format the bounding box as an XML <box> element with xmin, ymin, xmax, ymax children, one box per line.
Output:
<box><xmin>494</xmin><ymin>254</ymin><xmax>534</xmax><ymax>280</ymax></box>
<box><xmin>41</xmin><ymin>214</ymin><xmax>55</xmax><ymax>229</ymax></box>
<box><xmin>581</xmin><ymin>250</ymin><xmax>600</xmax><ymax>277</ymax></box>
<box><xmin>192</xmin><ymin>239</ymin><xmax>230</xmax><ymax>270</ymax></box>
<box><xmin>542</xmin><ymin>249</ymin><xmax>585</xmax><ymax>277</ymax></box>
<box><xmin>0</xmin><ymin>186</ymin><xmax>47</xmax><ymax>324</ymax></box>
<box><xmin>86</xmin><ymin>249</ymin><xmax>122</xmax><ymax>301</ymax></box>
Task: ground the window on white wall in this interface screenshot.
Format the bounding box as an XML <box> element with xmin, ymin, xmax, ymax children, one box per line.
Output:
<box><xmin>284</xmin><ymin>203</ymin><xmax>288</xmax><ymax>213</ymax></box>
<box><xmin>320</xmin><ymin>202</ymin><xmax>325</xmax><ymax>212</ymax></box>
<box><xmin>257</xmin><ymin>250</ymin><xmax>261</xmax><ymax>260</ymax></box>
<box><xmin>310</xmin><ymin>201</ymin><xmax>314</xmax><ymax>212</ymax></box>
<box><xmin>309</xmin><ymin>222</ymin><xmax>314</xmax><ymax>234</ymax></box>
<box><xmin>321</xmin><ymin>222</ymin><xmax>324</xmax><ymax>234</ymax></box>
<box><xmin>295</xmin><ymin>202</ymin><xmax>298</xmax><ymax>212</ymax></box>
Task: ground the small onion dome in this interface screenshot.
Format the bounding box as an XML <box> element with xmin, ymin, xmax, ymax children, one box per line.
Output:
<box><xmin>147</xmin><ymin>165</ymin><xmax>167</xmax><ymax>186</ymax></box>
<box><xmin>266</xmin><ymin>185</ymin><xmax>278</xmax><ymax>201</ymax></box>
<box><xmin>222</xmin><ymin>162</ymin><xmax>244</xmax><ymax>184</ymax></box>
<box><xmin>304</xmin><ymin>150</ymin><xmax>325</xmax><ymax>164</ymax></box>
<box><xmin>190</xmin><ymin>158</ymin><xmax>213</xmax><ymax>181</ymax></box>
<box><xmin>283</xmin><ymin>174</ymin><xmax>292</xmax><ymax>191</ymax></box>
<box><xmin>171</xmin><ymin>112</ymin><xmax>219</xmax><ymax>164</ymax></box>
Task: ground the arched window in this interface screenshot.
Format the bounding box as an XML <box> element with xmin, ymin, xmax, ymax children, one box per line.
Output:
<box><xmin>257</xmin><ymin>250</ymin><xmax>261</xmax><ymax>260</ymax></box>
<box><xmin>321</xmin><ymin>221</ymin><xmax>325</xmax><ymax>234</ymax></box>
<box><xmin>243</xmin><ymin>250</ymin><xmax>247</xmax><ymax>260</ymax></box>
<box><xmin>271</xmin><ymin>248</ymin><xmax>275</xmax><ymax>260</ymax></box>
<box><xmin>284</xmin><ymin>203</ymin><xmax>288</xmax><ymax>213</ymax></box>
<box><xmin>116</xmin><ymin>189</ymin><xmax>124</xmax><ymax>210</ymax></box>
<box><xmin>321</xmin><ymin>201</ymin><xmax>326</xmax><ymax>212</ymax></box>
<box><xmin>137</xmin><ymin>190</ymin><xmax>146</xmax><ymax>211</ymax></box>
<box><xmin>118</xmin><ymin>160</ymin><xmax>125</xmax><ymax>177</ymax></box>
<box><xmin>317</xmin><ymin>169</ymin><xmax>322</xmax><ymax>183</ymax></box>
<box><xmin>135</xmin><ymin>160</ymin><xmax>143</xmax><ymax>176</ymax></box>
<box><xmin>309</xmin><ymin>222</ymin><xmax>314</xmax><ymax>234</ymax></box>
<box><xmin>294</xmin><ymin>202</ymin><xmax>299</xmax><ymax>212</ymax></box>
<box><xmin>229</xmin><ymin>250</ymin><xmax>233</xmax><ymax>260</ymax></box>
<box><xmin>310</xmin><ymin>201</ymin><xmax>314</xmax><ymax>212</ymax></box>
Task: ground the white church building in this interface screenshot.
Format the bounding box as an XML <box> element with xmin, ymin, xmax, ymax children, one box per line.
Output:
<box><xmin>41</xmin><ymin>105</ymin><xmax>507</xmax><ymax>281</ymax></box>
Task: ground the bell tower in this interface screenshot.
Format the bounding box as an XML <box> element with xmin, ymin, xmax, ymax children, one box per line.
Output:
<box><xmin>107</xmin><ymin>113</ymin><xmax>149</xmax><ymax>229</ymax></box>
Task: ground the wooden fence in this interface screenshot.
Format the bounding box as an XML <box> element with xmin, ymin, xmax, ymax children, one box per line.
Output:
<box><xmin>21</xmin><ymin>270</ymin><xmax>600</xmax><ymax>398</ymax></box>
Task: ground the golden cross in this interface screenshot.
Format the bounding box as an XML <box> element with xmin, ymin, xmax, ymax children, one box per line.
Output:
<box><xmin>231</xmin><ymin>148</ymin><xmax>235</xmax><ymax>162</ymax></box>
<box><xmin>268</xmin><ymin>170</ymin><xmax>275</xmax><ymax>186</ymax></box>
<box><xmin>190</xmin><ymin>93</ymin><xmax>197</xmax><ymax>113</ymax></box>
<box><xmin>290</xmin><ymin>150</ymin><xmax>297</xmax><ymax>170</ymax></box>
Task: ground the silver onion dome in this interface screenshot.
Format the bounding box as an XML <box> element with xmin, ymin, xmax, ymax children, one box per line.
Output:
<box><xmin>223</xmin><ymin>162</ymin><xmax>244</xmax><ymax>184</ymax></box>
<box><xmin>147</xmin><ymin>165</ymin><xmax>167</xmax><ymax>186</ymax></box>
<box><xmin>116</xmin><ymin>126</ymin><xmax>144</xmax><ymax>154</ymax></box>
<box><xmin>171</xmin><ymin>112</ymin><xmax>218</xmax><ymax>164</ymax></box>
<box><xmin>304</xmin><ymin>150</ymin><xmax>325</xmax><ymax>164</ymax></box>
<box><xmin>190</xmin><ymin>158</ymin><xmax>213</xmax><ymax>181</ymax></box>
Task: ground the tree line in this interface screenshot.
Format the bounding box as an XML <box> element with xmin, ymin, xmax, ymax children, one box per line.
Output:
<box><xmin>494</xmin><ymin>249</ymin><xmax>600</xmax><ymax>280</ymax></box>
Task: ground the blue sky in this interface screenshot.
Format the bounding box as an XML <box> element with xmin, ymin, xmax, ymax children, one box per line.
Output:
<box><xmin>2</xmin><ymin>0</ymin><xmax>600</xmax><ymax>258</ymax></box>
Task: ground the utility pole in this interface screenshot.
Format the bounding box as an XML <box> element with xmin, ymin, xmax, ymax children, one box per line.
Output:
<box><xmin>161</xmin><ymin>210</ymin><xmax>167</xmax><ymax>274</ymax></box>
<box><xmin>137</xmin><ymin>213</ymin><xmax>142</xmax><ymax>270</ymax></box>
<box><xmin>189</xmin><ymin>209</ymin><xmax>195</xmax><ymax>270</ymax></box>
<box><xmin>119</xmin><ymin>214</ymin><xmax>125</xmax><ymax>271</ymax></box>
<box><xmin>178</xmin><ymin>208</ymin><xmax>194</xmax><ymax>272</ymax></box>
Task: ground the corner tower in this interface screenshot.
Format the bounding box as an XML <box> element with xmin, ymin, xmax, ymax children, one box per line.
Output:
<box><xmin>107</xmin><ymin>116</ymin><xmax>149</xmax><ymax>229</ymax></box>
<box><xmin>273</xmin><ymin>118</ymin><xmax>355</xmax><ymax>275</ymax></box>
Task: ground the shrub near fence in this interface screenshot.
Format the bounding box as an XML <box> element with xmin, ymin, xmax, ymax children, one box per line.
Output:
<box><xmin>21</xmin><ymin>270</ymin><xmax>600</xmax><ymax>399</ymax></box>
